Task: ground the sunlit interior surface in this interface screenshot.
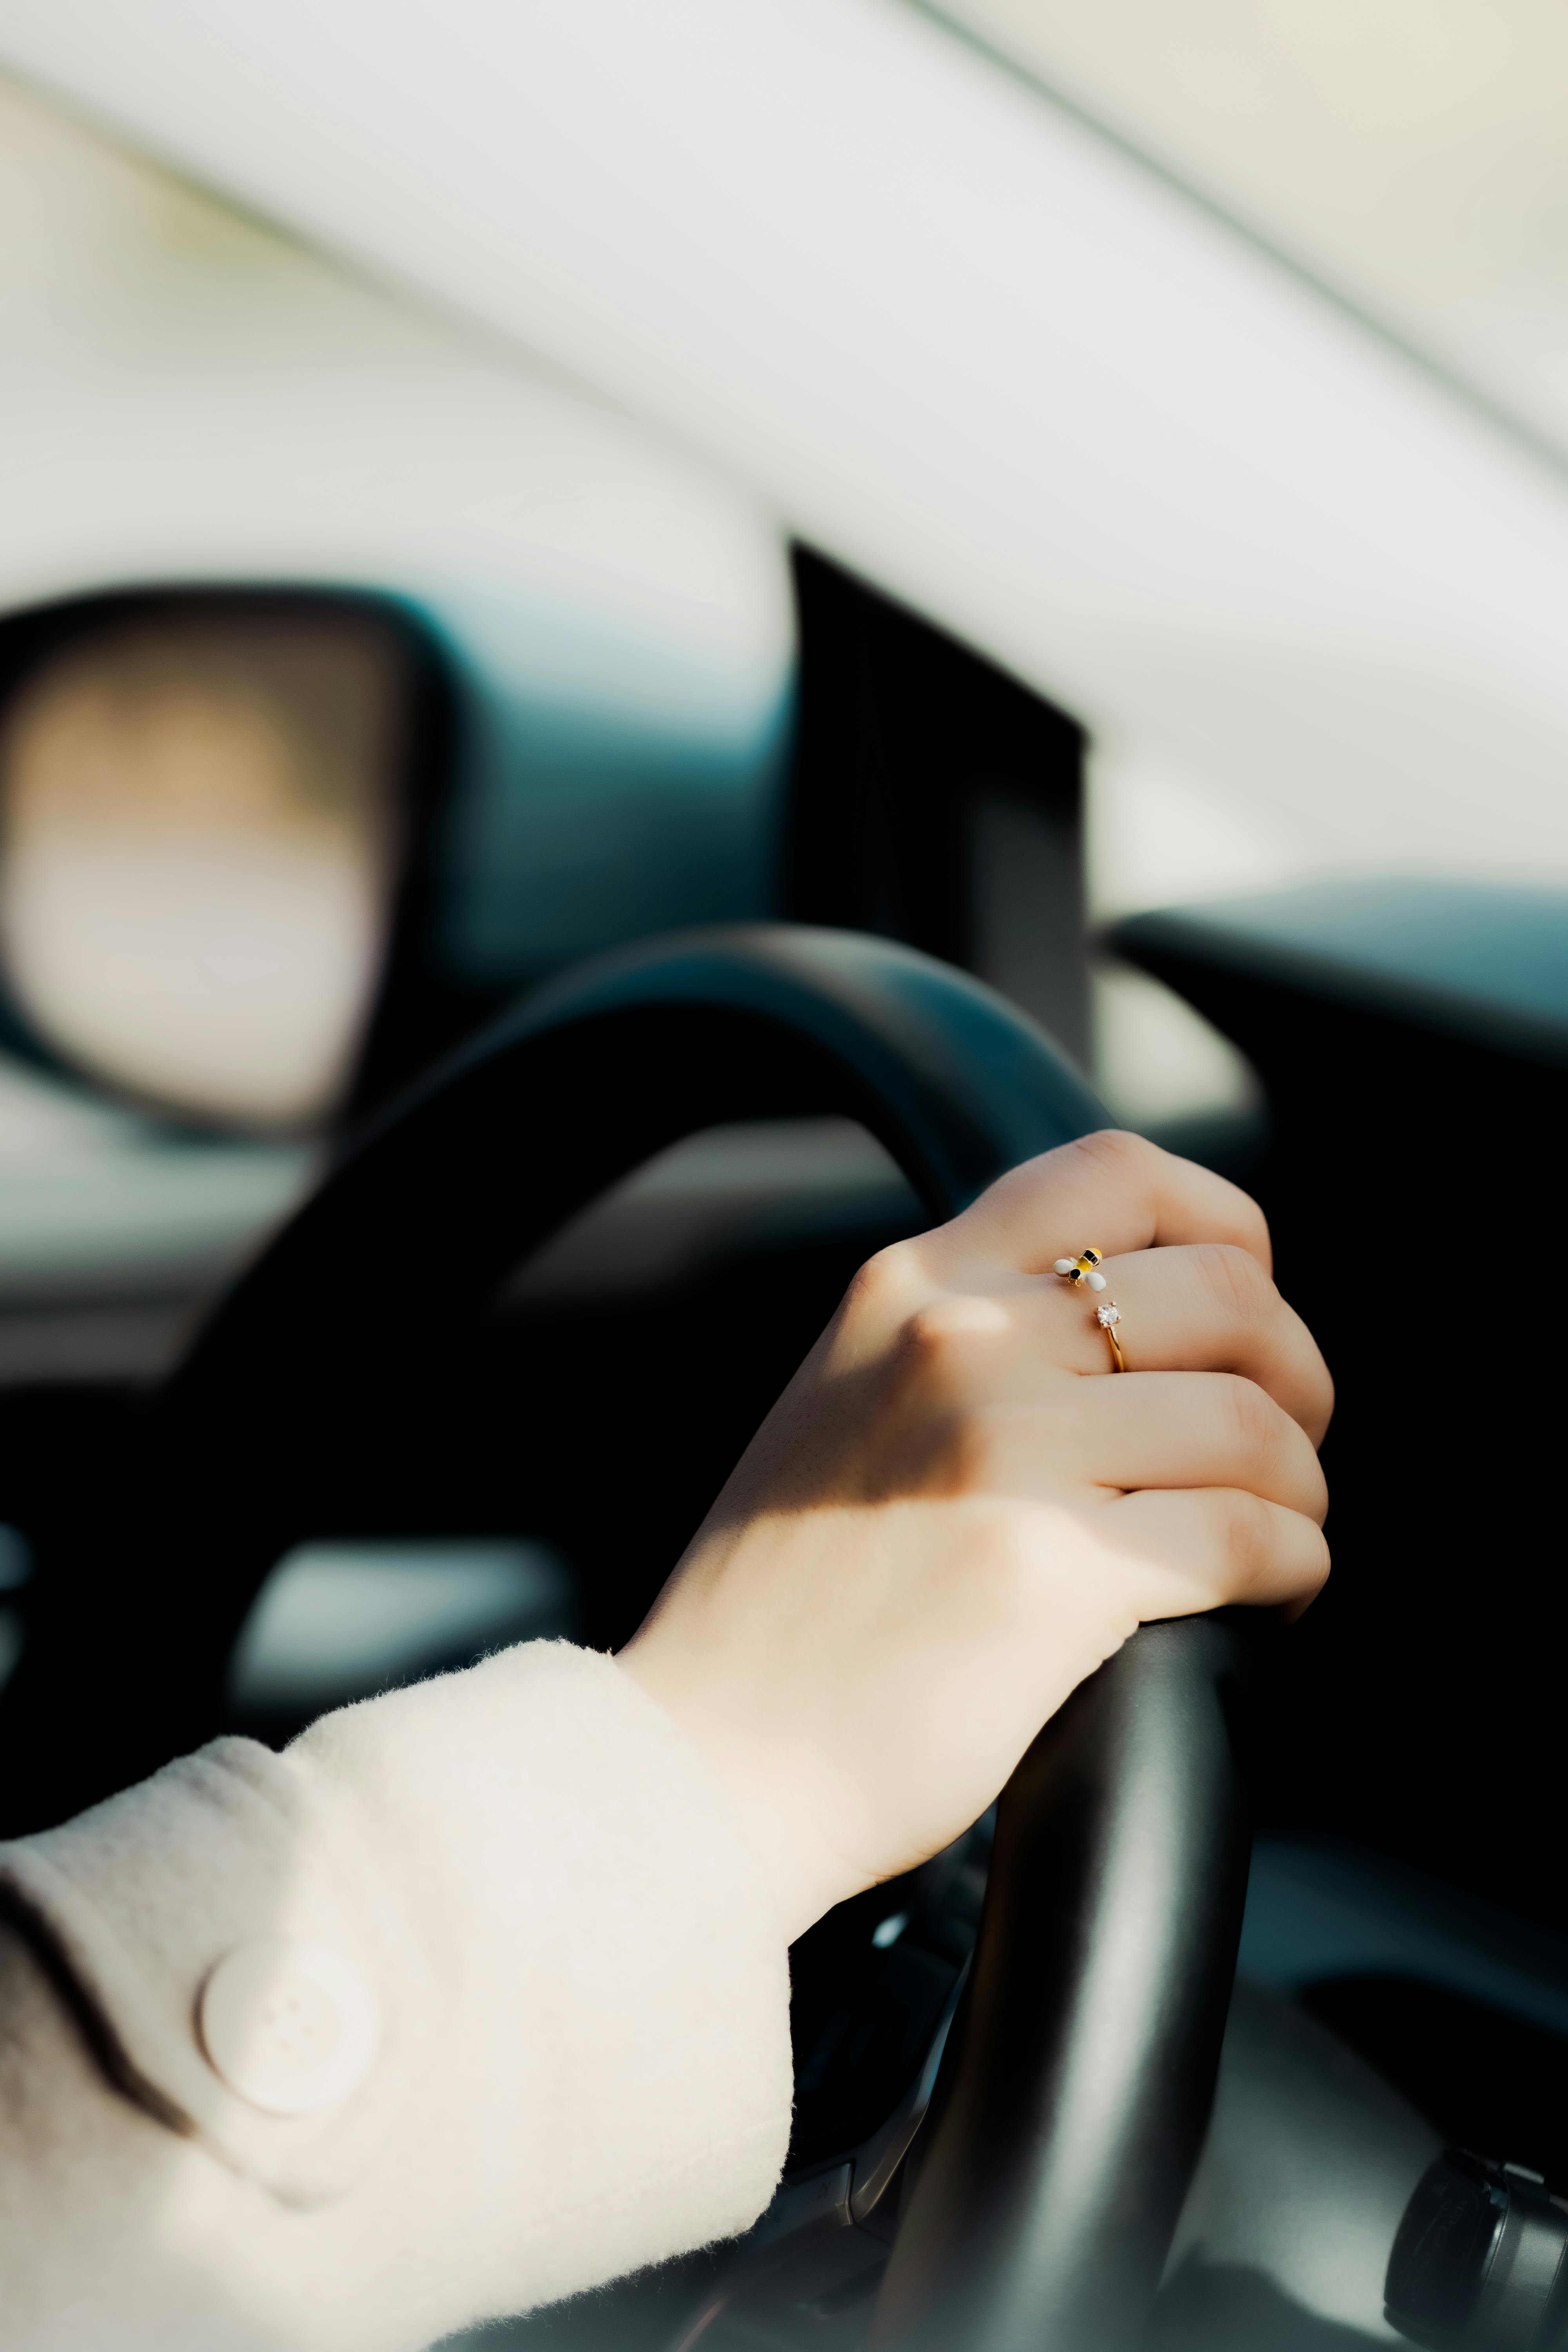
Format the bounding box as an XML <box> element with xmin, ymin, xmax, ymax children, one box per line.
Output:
<box><xmin>0</xmin><ymin>604</ymin><xmax>406</xmax><ymax>1129</ymax></box>
<box><xmin>931</xmin><ymin>0</ymin><xmax>1568</xmax><ymax>453</ymax></box>
<box><xmin>227</xmin><ymin>1539</ymin><xmax>579</xmax><ymax>1720</ymax></box>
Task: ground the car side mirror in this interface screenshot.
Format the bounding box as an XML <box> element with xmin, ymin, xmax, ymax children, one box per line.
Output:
<box><xmin>0</xmin><ymin>589</ymin><xmax>438</xmax><ymax>1134</ymax></box>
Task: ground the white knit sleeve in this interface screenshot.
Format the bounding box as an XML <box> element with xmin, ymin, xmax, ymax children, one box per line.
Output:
<box><xmin>0</xmin><ymin>1640</ymin><xmax>794</xmax><ymax>2350</ymax></box>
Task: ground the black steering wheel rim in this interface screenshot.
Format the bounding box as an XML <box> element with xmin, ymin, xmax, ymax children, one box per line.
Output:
<box><xmin>0</xmin><ymin>922</ymin><xmax>1253</xmax><ymax>2349</ymax></box>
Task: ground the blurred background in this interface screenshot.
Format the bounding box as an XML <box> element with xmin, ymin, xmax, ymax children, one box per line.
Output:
<box><xmin>0</xmin><ymin>65</ymin><xmax>799</xmax><ymax>1713</ymax></box>
<box><xmin>16</xmin><ymin>0</ymin><xmax>1566</xmax><ymax>1338</ymax></box>
<box><xmin>0</xmin><ymin>66</ymin><xmax>794</xmax><ymax>1367</ymax></box>
<box><xmin>9</xmin><ymin>0</ymin><xmax>1568</xmax><ymax>1180</ymax></box>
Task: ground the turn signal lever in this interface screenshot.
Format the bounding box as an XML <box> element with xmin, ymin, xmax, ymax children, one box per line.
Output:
<box><xmin>1387</xmin><ymin>2150</ymin><xmax>1568</xmax><ymax>2352</ymax></box>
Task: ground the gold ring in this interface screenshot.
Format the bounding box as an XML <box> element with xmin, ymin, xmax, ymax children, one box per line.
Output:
<box><xmin>1053</xmin><ymin>1250</ymin><xmax>1123</xmax><ymax>1367</ymax></box>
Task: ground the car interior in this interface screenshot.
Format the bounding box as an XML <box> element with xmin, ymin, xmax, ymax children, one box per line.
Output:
<box><xmin>0</xmin><ymin>548</ymin><xmax>1562</xmax><ymax>2352</ymax></box>
<box><xmin>2</xmin><ymin>20</ymin><xmax>1568</xmax><ymax>2352</ymax></box>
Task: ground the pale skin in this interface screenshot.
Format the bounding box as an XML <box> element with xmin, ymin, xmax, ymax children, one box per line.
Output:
<box><xmin>619</xmin><ymin>1129</ymin><xmax>1333</xmax><ymax>1944</ymax></box>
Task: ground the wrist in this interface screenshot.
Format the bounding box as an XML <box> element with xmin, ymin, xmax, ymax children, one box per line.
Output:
<box><xmin>613</xmin><ymin>1644</ymin><xmax>851</xmax><ymax>1944</ymax></box>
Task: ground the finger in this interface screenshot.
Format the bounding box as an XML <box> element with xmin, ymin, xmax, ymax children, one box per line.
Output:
<box><xmin>1096</xmin><ymin>1485</ymin><xmax>1330</xmax><ymax>1615</ymax></box>
<box><xmin>1058</xmin><ymin>1370</ymin><xmax>1330</xmax><ymax>1521</ymax></box>
<box><xmin>938</xmin><ymin>1130</ymin><xmax>1272</xmax><ymax>1281</ymax></box>
<box><xmin>1037</xmin><ymin>1241</ymin><xmax>1333</xmax><ymax>1446</ymax></box>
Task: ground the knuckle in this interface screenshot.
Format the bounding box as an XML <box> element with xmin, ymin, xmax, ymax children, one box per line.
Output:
<box><xmin>997</xmin><ymin>1128</ymin><xmax>1150</xmax><ymax>1219</ymax></box>
<box><xmin>894</xmin><ymin>1289</ymin><xmax>1009</xmax><ymax>1380</ymax></box>
<box><xmin>1222</xmin><ymin>1372</ymin><xmax>1280</xmax><ymax>1463</ymax></box>
<box><xmin>902</xmin><ymin>1299</ymin><xmax>970</xmax><ymax>1370</ymax></box>
<box><xmin>845</xmin><ymin>1240</ymin><xmax>919</xmax><ymax>1318</ymax></box>
<box><xmin>1219</xmin><ymin>1495</ymin><xmax>1331</xmax><ymax>1603</ymax></box>
<box><xmin>886</xmin><ymin>1303</ymin><xmax>990</xmax><ymax>1439</ymax></box>
<box><xmin>1069</xmin><ymin>1127</ymin><xmax>1156</xmax><ymax>1183</ymax></box>
<box><xmin>1194</xmin><ymin>1240</ymin><xmax>1272</xmax><ymax>1327</ymax></box>
<box><xmin>1219</xmin><ymin>1490</ymin><xmax>1275</xmax><ymax>1590</ymax></box>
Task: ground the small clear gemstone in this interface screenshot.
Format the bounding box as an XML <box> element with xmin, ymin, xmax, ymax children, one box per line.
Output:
<box><xmin>1096</xmin><ymin>1302</ymin><xmax>1121</xmax><ymax>1327</ymax></box>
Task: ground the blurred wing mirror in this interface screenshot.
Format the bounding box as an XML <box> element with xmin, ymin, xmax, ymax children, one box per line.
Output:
<box><xmin>0</xmin><ymin>592</ymin><xmax>438</xmax><ymax>1133</ymax></box>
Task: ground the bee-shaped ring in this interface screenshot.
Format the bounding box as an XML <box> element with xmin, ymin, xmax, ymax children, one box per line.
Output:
<box><xmin>1053</xmin><ymin>1247</ymin><xmax>1107</xmax><ymax>1292</ymax></box>
<box><xmin>1055</xmin><ymin>1248</ymin><xmax>1127</xmax><ymax>1368</ymax></box>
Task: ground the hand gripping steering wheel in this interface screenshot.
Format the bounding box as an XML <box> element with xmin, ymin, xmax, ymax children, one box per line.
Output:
<box><xmin>0</xmin><ymin>925</ymin><xmax>1253</xmax><ymax>2352</ymax></box>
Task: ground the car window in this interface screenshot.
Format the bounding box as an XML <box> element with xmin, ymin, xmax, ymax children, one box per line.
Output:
<box><xmin>0</xmin><ymin>65</ymin><xmax>1264</xmax><ymax>1208</ymax></box>
<box><xmin>915</xmin><ymin>0</ymin><xmax>1568</xmax><ymax>1121</ymax></box>
<box><xmin>926</xmin><ymin>0</ymin><xmax>1568</xmax><ymax>456</ymax></box>
<box><xmin>0</xmin><ymin>72</ymin><xmax>795</xmax><ymax>1379</ymax></box>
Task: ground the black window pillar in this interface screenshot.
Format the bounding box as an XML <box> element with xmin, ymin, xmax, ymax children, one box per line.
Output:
<box><xmin>786</xmin><ymin>546</ymin><xmax>1089</xmax><ymax>1065</ymax></box>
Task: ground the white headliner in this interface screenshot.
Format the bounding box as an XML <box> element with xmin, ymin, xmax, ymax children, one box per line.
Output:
<box><xmin>2</xmin><ymin>0</ymin><xmax>1568</xmax><ymax>885</ymax></box>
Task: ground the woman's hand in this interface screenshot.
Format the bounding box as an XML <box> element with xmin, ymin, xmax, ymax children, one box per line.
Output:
<box><xmin>617</xmin><ymin>1130</ymin><xmax>1332</xmax><ymax>1942</ymax></box>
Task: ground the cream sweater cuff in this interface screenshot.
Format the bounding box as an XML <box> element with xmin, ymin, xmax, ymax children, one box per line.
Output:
<box><xmin>0</xmin><ymin>1639</ymin><xmax>793</xmax><ymax>2349</ymax></box>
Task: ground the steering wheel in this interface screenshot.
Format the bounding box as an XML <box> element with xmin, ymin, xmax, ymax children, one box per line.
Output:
<box><xmin>0</xmin><ymin>924</ymin><xmax>1253</xmax><ymax>2350</ymax></box>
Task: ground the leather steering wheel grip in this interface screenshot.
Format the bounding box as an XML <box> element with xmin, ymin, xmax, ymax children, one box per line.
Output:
<box><xmin>0</xmin><ymin>923</ymin><xmax>1255</xmax><ymax>2346</ymax></box>
<box><xmin>871</xmin><ymin>1612</ymin><xmax>1255</xmax><ymax>2352</ymax></box>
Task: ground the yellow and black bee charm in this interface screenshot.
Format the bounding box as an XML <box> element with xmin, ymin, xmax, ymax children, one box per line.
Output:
<box><xmin>1053</xmin><ymin>1246</ymin><xmax>1108</xmax><ymax>1292</ymax></box>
